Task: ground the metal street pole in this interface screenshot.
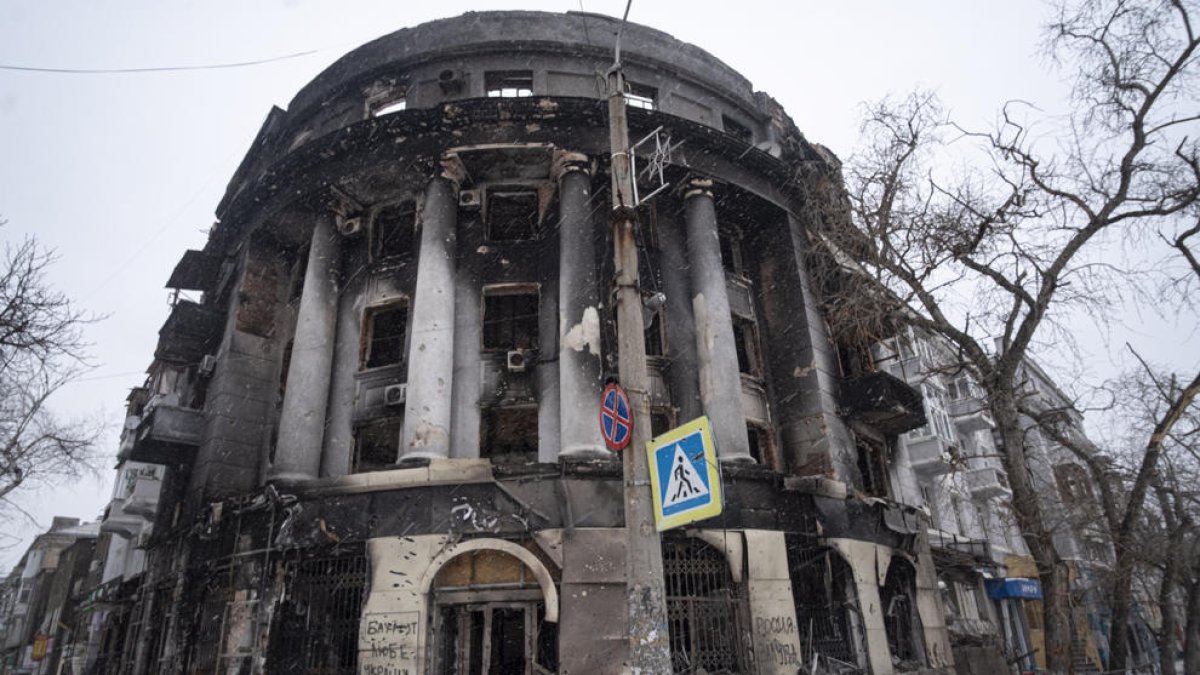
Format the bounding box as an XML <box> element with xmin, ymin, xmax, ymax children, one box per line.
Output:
<box><xmin>607</xmin><ymin>60</ymin><xmax>673</xmax><ymax>672</ymax></box>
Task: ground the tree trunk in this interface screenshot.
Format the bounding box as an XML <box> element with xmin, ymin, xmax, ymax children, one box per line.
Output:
<box><xmin>1185</xmin><ymin>575</ymin><xmax>1200</xmax><ymax>675</ymax></box>
<box><xmin>1107</xmin><ymin>551</ymin><xmax>1135</xmax><ymax>670</ymax></box>
<box><xmin>992</xmin><ymin>392</ymin><xmax>1073</xmax><ymax>674</ymax></box>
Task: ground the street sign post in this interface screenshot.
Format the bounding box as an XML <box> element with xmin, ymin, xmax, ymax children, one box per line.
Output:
<box><xmin>599</xmin><ymin>382</ymin><xmax>633</xmax><ymax>452</ymax></box>
<box><xmin>646</xmin><ymin>416</ymin><xmax>723</xmax><ymax>530</ymax></box>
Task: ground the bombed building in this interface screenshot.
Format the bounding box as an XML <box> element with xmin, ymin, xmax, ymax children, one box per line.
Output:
<box><xmin>64</xmin><ymin>11</ymin><xmax>972</xmax><ymax>675</ymax></box>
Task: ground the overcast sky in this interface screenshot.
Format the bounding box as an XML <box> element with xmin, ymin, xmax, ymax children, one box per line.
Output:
<box><xmin>1</xmin><ymin>0</ymin><xmax>1195</xmax><ymax>569</ymax></box>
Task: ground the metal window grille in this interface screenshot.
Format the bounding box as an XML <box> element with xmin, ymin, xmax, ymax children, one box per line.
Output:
<box><xmin>268</xmin><ymin>548</ymin><xmax>368</xmax><ymax>675</ymax></box>
<box><xmin>787</xmin><ymin>541</ymin><xmax>864</xmax><ymax>669</ymax></box>
<box><xmin>135</xmin><ymin>579</ymin><xmax>178</xmax><ymax>675</ymax></box>
<box><xmin>662</xmin><ymin>537</ymin><xmax>754</xmax><ymax>674</ymax></box>
<box><xmin>186</xmin><ymin>579</ymin><xmax>232</xmax><ymax>673</ymax></box>
<box><xmin>880</xmin><ymin>559</ymin><xmax>923</xmax><ymax>665</ymax></box>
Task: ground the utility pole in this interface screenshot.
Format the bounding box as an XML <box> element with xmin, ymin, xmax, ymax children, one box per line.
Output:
<box><xmin>606</xmin><ymin>6</ymin><xmax>673</xmax><ymax>670</ymax></box>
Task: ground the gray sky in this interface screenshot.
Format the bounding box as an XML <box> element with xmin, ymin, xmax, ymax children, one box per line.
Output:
<box><xmin>1</xmin><ymin>0</ymin><xmax>1195</xmax><ymax>569</ymax></box>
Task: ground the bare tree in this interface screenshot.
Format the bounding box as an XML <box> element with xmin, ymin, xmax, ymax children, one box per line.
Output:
<box><xmin>808</xmin><ymin>1</ymin><xmax>1200</xmax><ymax>671</ymax></box>
<box><xmin>0</xmin><ymin>228</ymin><xmax>101</xmax><ymax>530</ymax></box>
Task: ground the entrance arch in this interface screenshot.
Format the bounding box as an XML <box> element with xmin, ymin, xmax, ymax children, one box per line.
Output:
<box><xmin>417</xmin><ymin>538</ymin><xmax>559</xmax><ymax>622</ymax></box>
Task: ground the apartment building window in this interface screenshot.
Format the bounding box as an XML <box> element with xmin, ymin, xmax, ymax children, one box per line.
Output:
<box><xmin>483</xmin><ymin>289</ymin><xmax>539</xmax><ymax>351</ymax></box>
<box><xmin>650</xmin><ymin>408</ymin><xmax>674</xmax><ymax>438</ymax></box>
<box><xmin>486</xmin><ymin>188</ymin><xmax>540</xmax><ymax>241</ymax></box>
<box><xmin>644</xmin><ymin>311</ymin><xmax>666</xmax><ymax>357</ymax></box>
<box><xmin>746</xmin><ymin>422</ymin><xmax>774</xmax><ymax>466</ymax></box>
<box><xmin>362</xmin><ymin>302</ymin><xmax>408</xmax><ymax>369</ymax></box>
<box><xmin>480</xmin><ymin>406</ymin><xmax>538</xmax><ymax>462</ymax></box>
<box><xmin>372</xmin><ymin>201</ymin><xmax>415</xmax><ymax>260</ymax></box>
<box><xmin>722</xmin><ymin>115</ymin><xmax>753</xmax><ymax>143</ymax></box>
<box><xmin>1054</xmin><ymin>462</ymin><xmax>1094</xmax><ymax>505</ymax></box>
<box><xmin>718</xmin><ymin>229</ymin><xmax>744</xmax><ymax>277</ymax></box>
<box><xmin>662</xmin><ymin>536</ymin><xmax>753</xmax><ymax>673</ymax></box>
<box><xmin>353</xmin><ymin>419</ymin><xmax>401</xmax><ymax>472</ymax></box>
<box><xmin>732</xmin><ymin>315</ymin><xmax>762</xmax><ymax>376</ymax></box>
<box><xmin>856</xmin><ymin>436</ymin><xmax>890</xmax><ymax>498</ymax></box>
<box><xmin>485</xmin><ymin>70</ymin><xmax>533</xmax><ymax>97</ymax></box>
<box><xmin>370</xmin><ymin>97</ymin><xmax>407</xmax><ymax>116</ymax></box>
<box><xmin>625</xmin><ymin>82</ymin><xmax>656</xmax><ymax>110</ymax></box>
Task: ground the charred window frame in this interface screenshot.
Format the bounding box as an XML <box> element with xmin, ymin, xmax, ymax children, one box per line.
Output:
<box><xmin>625</xmin><ymin>82</ymin><xmax>657</xmax><ymax>110</ymax></box>
<box><xmin>361</xmin><ymin>301</ymin><xmax>408</xmax><ymax>369</ymax></box>
<box><xmin>1054</xmin><ymin>462</ymin><xmax>1095</xmax><ymax>506</ymax></box>
<box><xmin>644</xmin><ymin>309</ymin><xmax>666</xmax><ymax>357</ymax></box>
<box><xmin>352</xmin><ymin>418</ymin><xmax>401</xmax><ymax>472</ymax></box>
<box><xmin>486</xmin><ymin>188</ymin><xmax>540</xmax><ymax>241</ymax></box>
<box><xmin>650</xmin><ymin>407</ymin><xmax>675</xmax><ymax>438</ymax></box>
<box><xmin>718</xmin><ymin>228</ymin><xmax>745</xmax><ymax>278</ymax></box>
<box><xmin>722</xmin><ymin>115</ymin><xmax>753</xmax><ymax>143</ymax></box>
<box><xmin>480</xmin><ymin>405</ymin><xmax>538</xmax><ymax>463</ymax></box>
<box><xmin>371</xmin><ymin>201</ymin><xmax>416</xmax><ymax>260</ymax></box>
<box><xmin>745</xmin><ymin>422</ymin><xmax>775</xmax><ymax>466</ymax></box>
<box><xmin>880</xmin><ymin>558</ymin><xmax>926</xmax><ymax>666</ymax></box>
<box><xmin>732</xmin><ymin>315</ymin><xmax>762</xmax><ymax>376</ymax></box>
<box><xmin>482</xmin><ymin>287</ymin><xmax>540</xmax><ymax>351</ymax></box>
<box><xmin>855</xmin><ymin>435</ymin><xmax>891</xmax><ymax>498</ymax></box>
<box><xmin>485</xmin><ymin>70</ymin><xmax>533</xmax><ymax>97</ymax></box>
<box><xmin>787</xmin><ymin>540</ymin><xmax>864</xmax><ymax>668</ymax></box>
<box><xmin>365</xmin><ymin>83</ymin><xmax>408</xmax><ymax>118</ymax></box>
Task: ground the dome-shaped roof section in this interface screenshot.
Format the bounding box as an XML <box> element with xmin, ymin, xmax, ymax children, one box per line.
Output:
<box><xmin>286</xmin><ymin>10</ymin><xmax>758</xmax><ymax>115</ymax></box>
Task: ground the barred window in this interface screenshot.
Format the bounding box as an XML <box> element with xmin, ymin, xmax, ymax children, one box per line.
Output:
<box><xmin>268</xmin><ymin>549</ymin><xmax>368</xmax><ymax>675</ymax></box>
<box><xmin>662</xmin><ymin>537</ymin><xmax>753</xmax><ymax>673</ymax></box>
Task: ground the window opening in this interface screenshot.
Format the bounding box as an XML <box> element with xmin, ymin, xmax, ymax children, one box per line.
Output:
<box><xmin>718</xmin><ymin>230</ymin><xmax>743</xmax><ymax>277</ymax></box>
<box><xmin>362</xmin><ymin>303</ymin><xmax>408</xmax><ymax>369</ymax></box>
<box><xmin>787</xmin><ymin>540</ymin><xmax>863</xmax><ymax>668</ymax></box>
<box><xmin>267</xmin><ymin>549</ymin><xmax>368</xmax><ymax>675</ymax></box>
<box><xmin>722</xmin><ymin>115</ymin><xmax>753</xmax><ymax>143</ymax></box>
<box><xmin>485</xmin><ymin>71</ymin><xmax>533</xmax><ymax>98</ymax></box>
<box><xmin>480</xmin><ymin>406</ymin><xmax>538</xmax><ymax>463</ymax></box>
<box><xmin>746</xmin><ymin>423</ymin><xmax>774</xmax><ymax>466</ymax></box>
<box><xmin>482</xmin><ymin>290</ymin><xmax>539</xmax><ymax>351</ymax></box>
<box><xmin>486</xmin><ymin>189</ymin><xmax>540</xmax><ymax>241</ymax></box>
<box><xmin>371</xmin><ymin>98</ymin><xmax>407</xmax><ymax>116</ymax></box>
<box><xmin>1054</xmin><ymin>462</ymin><xmax>1094</xmax><ymax>505</ymax></box>
<box><xmin>650</xmin><ymin>408</ymin><xmax>674</xmax><ymax>438</ymax></box>
<box><xmin>644</xmin><ymin>311</ymin><xmax>666</xmax><ymax>357</ymax></box>
<box><xmin>372</xmin><ymin>201</ymin><xmax>415</xmax><ymax>260</ymax></box>
<box><xmin>626</xmin><ymin>82</ymin><xmax>657</xmax><ymax>110</ymax></box>
<box><xmin>855</xmin><ymin>436</ymin><xmax>890</xmax><ymax>498</ymax></box>
<box><xmin>732</xmin><ymin>316</ymin><xmax>761</xmax><ymax>376</ymax></box>
<box><xmin>880</xmin><ymin>558</ymin><xmax>925</xmax><ymax>666</ymax></box>
<box><xmin>662</xmin><ymin>536</ymin><xmax>753</xmax><ymax>673</ymax></box>
<box><xmin>353</xmin><ymin>418</ymin><xmax>401</xmax><ymax>472</ymax></box>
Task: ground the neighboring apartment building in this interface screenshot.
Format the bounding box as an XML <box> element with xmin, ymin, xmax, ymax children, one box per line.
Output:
<box><xmin>0</xmin><ymin>517</ymin><xmax>98</xmax><ymax>675</ymax></box>
<box><xmin>12</xmin><ymin>11</ymin><xmax>965</xmax><ymax>675</ymax></box>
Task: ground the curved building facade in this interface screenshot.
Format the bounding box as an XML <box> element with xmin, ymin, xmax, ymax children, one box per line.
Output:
<box><xmin>104</xmin><ymin>11</ymin><xmax>953</xmax><ymax>675</ymax></box>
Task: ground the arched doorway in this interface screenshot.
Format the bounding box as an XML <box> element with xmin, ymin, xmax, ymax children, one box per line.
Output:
<box><xmin>429</xmin><ymin>548</ymin><xmax>558</xmax><ymax>675</ymax></box>
<box><xmin>662</xmin><ymin>536</ymin><xmax>754</xmax><ymax>673</ymax></box>
<box><xmin>881</xmin><ymin>556</ymin><xmax>926</xmax><ymax>667</ymax></box>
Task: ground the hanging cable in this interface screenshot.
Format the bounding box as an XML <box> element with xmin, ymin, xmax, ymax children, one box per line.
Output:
<box><xmin>0</xmin><ymin>49</ymin><xmax>319</xmax><ymax>75</ymax></box>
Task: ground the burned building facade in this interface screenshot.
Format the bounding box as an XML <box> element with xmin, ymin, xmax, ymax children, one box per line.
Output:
<box><xmin>92</xmin><ymin>11</ymin><xmax>954</xmax><ymax>675</ymax></box>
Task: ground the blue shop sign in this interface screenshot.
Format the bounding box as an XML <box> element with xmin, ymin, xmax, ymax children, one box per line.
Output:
<box><xmin>986</xmin><ymin>577</ymin><xmax>1043</xmax><ymax>600</ymax></box>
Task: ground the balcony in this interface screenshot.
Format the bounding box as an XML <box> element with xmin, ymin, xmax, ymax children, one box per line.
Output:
<box><xmin>906</xmin><ymin>435</ymin><xmax>954</xmax><ymax>476</ymax></box>
<box><xmin>126</xmin><ymin>404</ymin><xmax>203</xmax><ymax>464</ymax></box>
<box><xmin>841</xmin><ymin>371</ymin><xmax>926</xmax><ymax>434</ymax></box>
<box><xmin>950</xmin><ymin>395</ymin><xmax>995</xmax><ymax>433</ymax></box>
<box><xmin>100</xmin><ymin>503</ymin><xmax>148</xmax><ymax>539</ymax></box>
<box><xmin>155</xmin><ymin>300</ymin><xmax>223</xmax><ymax>364</ymax></box>
<box><xmin>965</xmin><ymin>466</ymin><xmax>1011</xmax><ymax>499</ymax></box>
<box><xmin>121</xmin><ymin>474</ymin><xmax>163</xmax><ymax>518</ymax></box>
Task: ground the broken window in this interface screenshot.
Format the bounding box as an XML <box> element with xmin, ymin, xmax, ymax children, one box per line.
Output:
<box><xmin>650</xmin><ymin>408</ymin><xmax>674</xmax><ymax>438</ymax></box>
<box><xmin>718</xmin><ymin>229</ymin><xmax>744</xmax><ymax>277</ymax></box>
<box><xmin>746</xmin><ymin>422</ymin><xmax>774</xmax><ymax>466</ymax></box>
<box><xmin>787</xmin><ymin>540</ymin><xmax>864</xmax><ymax>669</ymax></box>
<box><xmin>485</xmin><ymin>70</ymin><xmax>533</xmax><ymax>97</ymax></box>
<box><xmin>880</xmin><ymin>558</ymin><xmax>925</xmax><ymax>666</ymax></box>
<box><xmin>362</xmin><ymin>302</ymin><xmax>408</xmax><ymax>369</ymax></box>
<box><xmin>663</xmin><ymin>536</ymin><xmax>753</xmax><ymax>673</ymax></box>
<box><xmin>352</xmin><ymin>418</ymin><xmax>401</xmax><ymax>472</ymax></box>
<box><xmin>855</xmin><ymin>435</ymin><xmax>890</xmax><ymax>498</ymax></box>
<box><xmin>267</xmin><ymin>548</ymin><xmax>368</xmax><ymax>675</ymax></box>
<box><xmin>626</xmin><ymin>82</ymin><xmax>657</xmax><ymax>110</ymax></box>
<box><xmin>644</xmin><ymin>310</ymin><xmax>666</xmax><ymax>357</ymax></box>
<box><xmin>486</xmin><ymin>188</ymin><xmax>540</xmax><ymax>241</ymax></box>
<box><xmin>372</xmin><ymin>201</ymin><xmax>415</xmax><ymax>260</ymax></box>
<box><xmin>370</xmin><ymin>97</ymin><xmax>407</xmax><ymax>116</ymax></box>
<box><xmin>722</xmin><ymin>115</ymin><xmax>753</xmax><ymax>143</ymax></box>
<box><xmin>480</xmin><ymin>406</ymin><xmax>538</xmax><ymax>463</ymax></box>
<box><xmin>1054</xmin><ymin>462</ymin><xmax>1095</xmax><ymax>506</ymax></box>
<box><xmin>732</xmin><ymin>315</ymin><xmax>761</xmax><ymax>376</ymax></box>
<box><xmin>482</xmin><ymin>289</ymin><xmax>539</xmax><ymax>351</ymax></box>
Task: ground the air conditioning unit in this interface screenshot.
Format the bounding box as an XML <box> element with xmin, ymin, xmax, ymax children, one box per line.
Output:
<box><xmin>337</xmin><ymin>215</ymin><xmax>364</xmax><ymax>237</ymax></box>
<box><xmin>506</xmin><ymin>350</ymin><xmax>531</xmax><ymax>373</ymax></box>
<box><xmin>459</xmin><ymin>189</ymin><xmax>481</xmax><ymax>210</ymax></box>
<box><xmin>198</xmin><ymin>354</ymin><xmax>217</xmax><ymax>377</ymax></box>
<box><xmin>383</xmin><ymin>383</ymin><xmax>407</xmax><ymax>406</ymax></box>
<box><xmin>438</xmin><ymin>69</ymin><xmax>466</xmax><ymax>94</ymax></box>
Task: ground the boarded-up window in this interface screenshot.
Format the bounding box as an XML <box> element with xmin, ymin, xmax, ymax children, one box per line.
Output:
<box><xmin>362</xmin><ymin>303</ymin><xmax>408</xmax><ymax>369</ymax></box>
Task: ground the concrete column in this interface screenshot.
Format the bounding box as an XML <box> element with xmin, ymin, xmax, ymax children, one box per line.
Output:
<box><xmin>657</xmin><ymin>209</ymin><xmax>703</xmax><ymax>423</ymax></box>
<box><xmin>743</xmin><ymin>530</ymin><xmax>804</xmax><ymax>674</ymax></box>
<box><xmin>402</xmin><ymin>156</ymin><xmax>464</xmax><ymax>459</ymax></box>
<box><xmin>449</xmin><ymin>265</ymin><xmax>481</xmax><ymax>459</ymax></box>
<box><xmin>555</xmin><ymin>153</ymin><xmax>606</xmax><ymax>458</ymax></box>
<box><xmin>683</xmin><ymin>179</ymin><xmax>751</xmax><ymax>462</ymax></box>
<box><xmin>271</xmin><ymin>213</ymin><xmax>340</xmax><ymax>483</ymax></box>
<box><xmin>321</xmin><ymin>249</ymin><xmax>366</xmax><ymax>477</ymax></box>
<box><xmin>536</xmin><ymin>274</ymin><xmax>561</xmax><ymax>462</ymax></box>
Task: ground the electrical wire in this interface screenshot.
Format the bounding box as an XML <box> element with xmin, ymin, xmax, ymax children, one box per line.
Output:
<box><xmin>0</xmin><ymin>49</ymin><xmax>319</xmax><ymax>75</ymax></box>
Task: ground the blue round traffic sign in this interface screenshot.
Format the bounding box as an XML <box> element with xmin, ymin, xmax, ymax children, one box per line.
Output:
<box><xmin>599</xmin><ymin>382</ymin><xmax>633</xmax><ymax>451</ymax></box>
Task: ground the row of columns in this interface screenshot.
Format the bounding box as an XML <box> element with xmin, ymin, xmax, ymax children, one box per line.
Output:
<box><xmin>268</xmin><ymin>154</ymin><xmax>752</xmax><ymax>483</ymax></box>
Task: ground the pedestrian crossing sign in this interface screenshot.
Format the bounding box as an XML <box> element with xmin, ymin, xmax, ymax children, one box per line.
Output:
<box><xmin>646</xmin><ymin>416</ymin><xmax>722</xmax><ymax>531</ymax></box>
